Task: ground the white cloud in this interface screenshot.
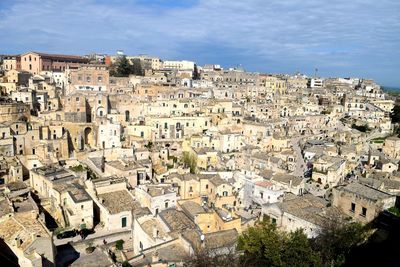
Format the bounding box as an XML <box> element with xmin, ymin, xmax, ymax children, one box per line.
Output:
<box><xmin>0</xmin><ymin>0</ymin><xmax>399</xmax><ymax>84</ymax></box>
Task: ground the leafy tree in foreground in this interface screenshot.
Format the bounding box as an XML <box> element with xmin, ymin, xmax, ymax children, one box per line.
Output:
<box><xmin>282</xmin><ymin>230</ymin><xmax>321</xmax><ymax>267</ymax></box>
<box><xmin>237</xmin><ymin>220</ymin><xmax>321</xmax><ymax>267</ymax></box>
<box><xmin>312</xmin><ymin>216</ymin><xmax>368</xmax><ymax>266</ymax></box>
<box><xmin>237</xmin><ymin>216</ymin><xmax>368</xmax><ymax>267</ymax></box>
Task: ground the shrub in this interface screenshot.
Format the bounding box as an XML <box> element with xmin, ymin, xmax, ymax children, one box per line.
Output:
<box><xmin>388</xmin><ymin>206</ymin><xmax>400</xmax><ymax>217</ymax></box>
<box><xmin>69</xmin><ymin>165</ymin><xmax>85</xmax><ymax>172</ymax></box>
<box><xmin>116</xmin><ymin>239</ymin><xmax>124</xmax><ymax>250</ymax></box>
<box><xmin>85</xmin><ymin>246</ymin><xmax>95</xmax><ymax>254</ymax></box>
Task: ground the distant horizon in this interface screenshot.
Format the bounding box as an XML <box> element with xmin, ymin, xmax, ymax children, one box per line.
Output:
<box><xmin>2</xmin><ymin>48</ymin><xmax>400</xmax><ymax>88</ymax></box>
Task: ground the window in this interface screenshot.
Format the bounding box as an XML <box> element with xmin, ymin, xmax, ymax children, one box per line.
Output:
<box><xmin>121</xmin><ymin>217</ymin><xmax>127</xmax><ymax>227</ymax></box>
<box><xmin>260</xmin><ymin>192</ymin><xmax>264</xmax><ymax>199</ymax></box>
<box><xmin>165</xmin><ymin>202</ymin><xmax>168</xmax><ymax>208</ymax></box>
<box><xmin>205</xmin><ymin>184</ymin><xmax>209</xmax><ymax>189</ymax></box>
<box><xmin>351</xmin><ymin>203</ymin><xmax>355</xmax><ymax>213</ymax></box>
<box><xmin>271</xmin><ymin>218</ymin><xmax>277</xmax><ymax>224</ymax></box>
<box><xmin>76</xmin><ymin>97</ymin><xmax>80</xmax><ymax>101</ymax></box>
<box><xmin>98</xmin><ymin>76</ymin><xmax>103</xmax><ymax>82</ymax></box>
<box><xmin>81</xmin><ymin>205</ymin><xmax>84</xmax><ymax>209</ymax></box>
<box><xmin>361</xmin><ymin>207</ymin><xmax>367</xmax><ymax>217</ymax></box>
<box><xmin>86</xmin><ymin>75</ymin><xmax>91</xmax><ymax>82</ymax></box>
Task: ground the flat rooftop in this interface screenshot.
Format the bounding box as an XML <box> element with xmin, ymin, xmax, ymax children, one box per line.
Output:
<box><xmin>338</xmin><ymin>182</ymin><xmax>394</xmax><ymax>202</ymax></box>
<box><xmin>33</xmin><ymin>166</ymin><xmax>75</xmax><ymax>182</ymax></box>
<box><xmin>106</xmin><ymin>159</ymin><xmax>142</xmax><ymax>171</ymax></box>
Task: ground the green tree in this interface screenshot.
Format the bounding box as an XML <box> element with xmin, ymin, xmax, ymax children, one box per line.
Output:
<box><xmin>130</xmin><ymin>58</ymin><xmax>144</xmax><ymax>76</ymax></box>
<box><xmin>115</xmin><ymin>56</ymin><xmax>132</xmax><ymax>77</ymax></box>
<box><xmin>193</xmin><ymin>64</ymin><xmax>200</xmax><ymax>80</ymax></box>
<box><xmin>282</xmin><ymin>230</ymin><xmax>321</xmax><ymax>267</ymax></box>
<box><xmin>182</xmin><ymin>152</ymin><xmax>197</xmax><ymax>174</ymax></box>
<box><xmin>390</xmin><ymin>104</ymin><xmax>400</xmax><ymax>123</ymax></box>
<box><xmin>238</xmin><ymin>220</ymin><xmax>322</xmax><ymax>267</ymax></box>
<box><xmin>237</xmin><ymin>220</ymin><xmax>284</xmax><ymax>266</ymax></box>
<box><xmin>351</xmin><ymin>123</ymin><xmax>369</xmax><ymax>132</ymax></box>
<box><xmin>115</xmin><ymin>239</ymin><xmax>124</xmax><ymax>250</ymax></box>
<box><xmin>312</xmin><ymin>216</ymin><xmax>368</xmax><ymax>266</ymax></box>
<box><xmin>122</xmin><ymin>261</ymin><xmax>132</xmax><ymax>267</ymax></box>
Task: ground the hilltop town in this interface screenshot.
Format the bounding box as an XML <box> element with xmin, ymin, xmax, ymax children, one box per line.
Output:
<box><xmin>0</xmin><ymin>52</ymin><xmax>399</xmax><ymax>266</ymax></box>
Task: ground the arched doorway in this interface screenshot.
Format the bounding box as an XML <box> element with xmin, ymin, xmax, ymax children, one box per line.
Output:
<box><xmin>84</xmin><ymin>127</ymin><xmax>92</xmax><ymax>145</ymax></box>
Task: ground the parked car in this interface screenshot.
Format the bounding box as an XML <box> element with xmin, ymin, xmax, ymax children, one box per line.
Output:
<box><xmin>56</xmin><ymin>230</ymin><xmax>77</xmax><ymax>239</ymax></box>
<box><xmin>80</xmin><ymin>228</ymin><xmax>95</xmax><ymax>239</ymax></box>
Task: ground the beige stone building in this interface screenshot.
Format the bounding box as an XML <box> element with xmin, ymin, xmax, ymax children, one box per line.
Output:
<box><xmin>383</xmin><ymin>136</ymin><xmax>400</xmax><ymax>159</ymax></box>
<box><xmin>66</xmin><ymin>64</ymin><xmax>110</xmax><ymax>95</ymax></box>
<box><xmin>332</xmin><ymin>182</ymin><xmax>396</xmax><ymax>223</ymax></box>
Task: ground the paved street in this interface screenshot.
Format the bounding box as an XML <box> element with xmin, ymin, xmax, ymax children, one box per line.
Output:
<box><xmin>54</xmin><ymin>228</ymin><xmax>132</xmax><ymax>246</ymax></box>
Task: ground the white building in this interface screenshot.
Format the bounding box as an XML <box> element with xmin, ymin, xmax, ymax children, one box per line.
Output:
<box><xmin>97</xmin><ymin>120</ymin><xmax>121</xmax><ymax>149</ymax></box>
<box><xmin>162</xmin><ymin>60</ymin><xmax>195</xmax><ymax>71</ymax></box>
<box><xmin>307</xmin><ymin>78</ymin><xmax>323</xmax><ymax>88</ymax></box>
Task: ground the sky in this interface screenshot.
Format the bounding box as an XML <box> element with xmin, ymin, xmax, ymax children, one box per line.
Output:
<box><xmin>0</xmin><ymin>0</ymin><xmax>399</xmax><ymax>86</ymax></box>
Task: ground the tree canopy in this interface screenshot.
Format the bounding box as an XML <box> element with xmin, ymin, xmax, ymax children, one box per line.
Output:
<box><xmin>110</xmin><ymin>55</ymin><xmax>144</xmax><ymax>77</ymax></box>
<box><xmin>237</xmin><ymin>220</ymin><xmax>321</xmax><ymax>267</ymax></box>
<box><xmin>237</xmin><ymin>217</ymin><xmax>368</xmax><ymax>267</ymax></box>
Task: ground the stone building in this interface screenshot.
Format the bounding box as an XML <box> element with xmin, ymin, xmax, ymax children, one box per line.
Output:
<box><xmin>332</xmin><ymin>182</ymin><xmax>396</xmax><ymax>223</ymax></box>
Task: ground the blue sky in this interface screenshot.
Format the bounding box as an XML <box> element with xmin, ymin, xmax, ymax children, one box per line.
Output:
<box><xmin>1</xmin><ymin>0</ymin><xmax>399</xmax><ymax>86</ymax></box>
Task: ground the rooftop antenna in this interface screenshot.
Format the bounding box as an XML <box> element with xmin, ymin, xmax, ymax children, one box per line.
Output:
<box><xmin>314</xmin><ymin>68</ymin><xmax>318</xmax><ymax>78</ymax></box>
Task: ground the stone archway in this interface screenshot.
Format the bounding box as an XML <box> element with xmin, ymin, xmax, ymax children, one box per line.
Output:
<box><xmin>84</xmin><ymin>127</ymin><xmax>92</xmax><ymax>146</ymax></box>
